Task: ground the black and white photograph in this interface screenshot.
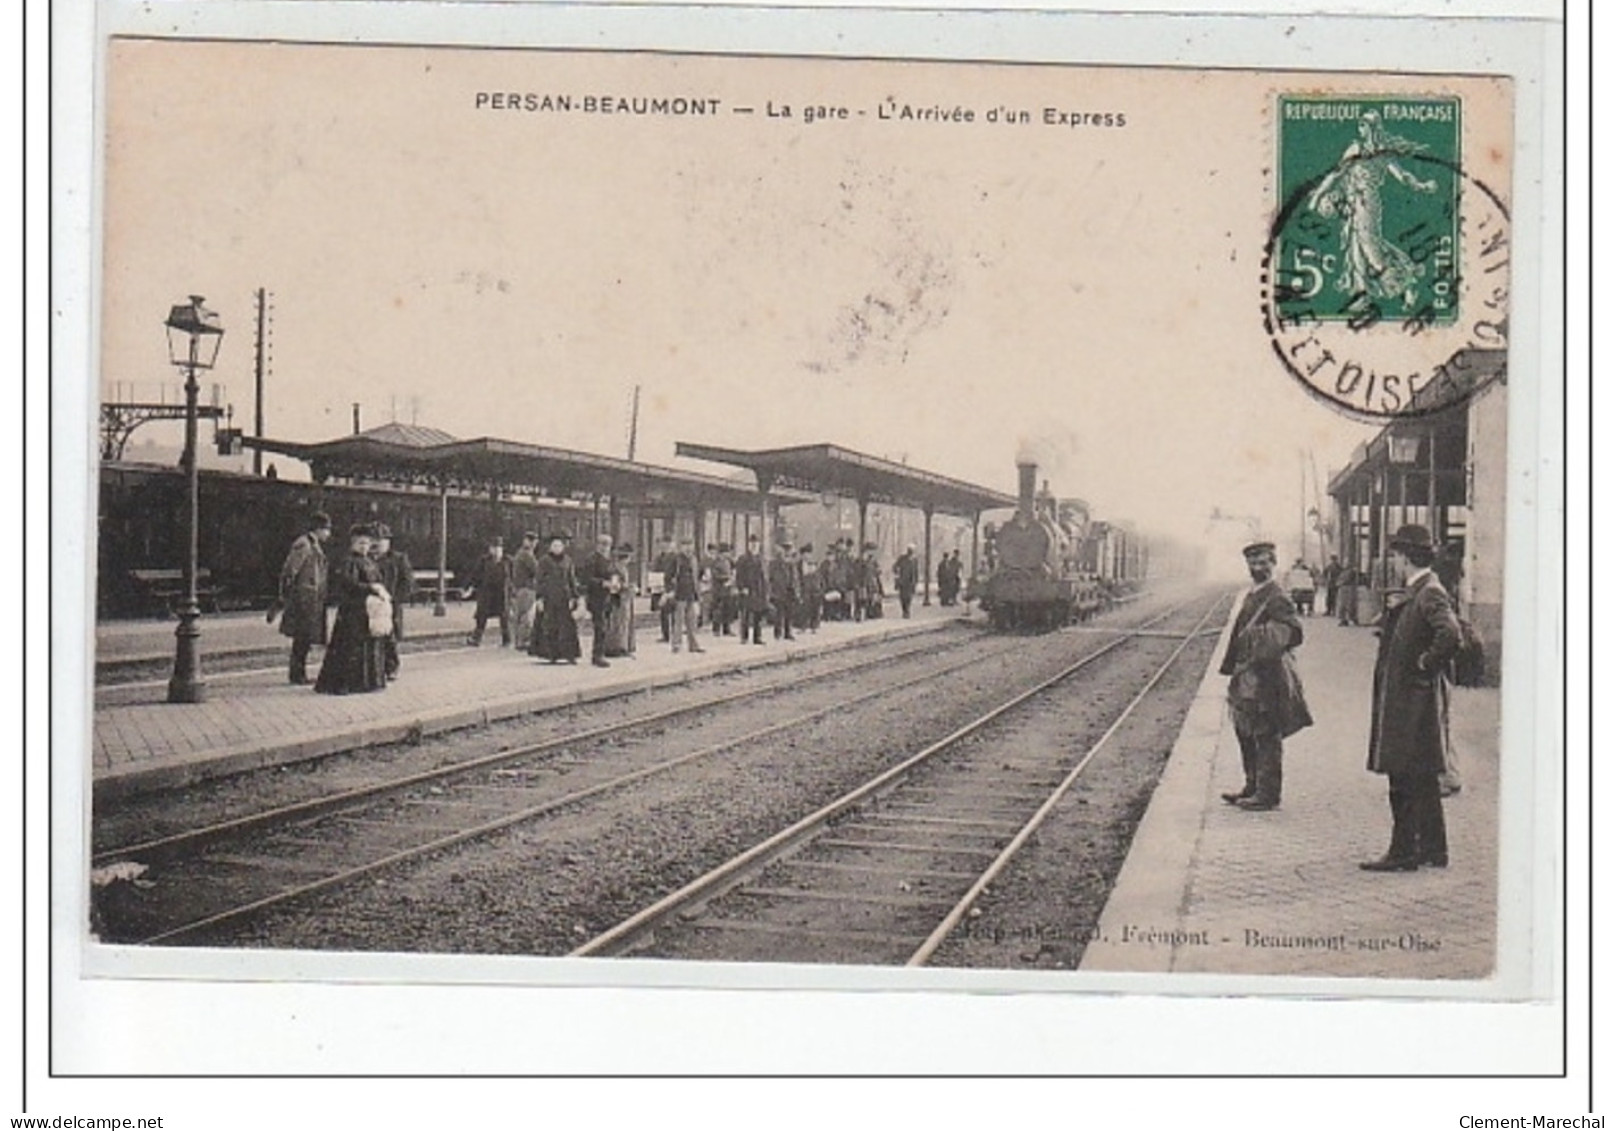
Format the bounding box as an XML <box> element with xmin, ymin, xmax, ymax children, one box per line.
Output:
<box><xmin>43</xmin><ymin>0</ymin><xmax>1575</xmax><ymax>1103</ymax></box>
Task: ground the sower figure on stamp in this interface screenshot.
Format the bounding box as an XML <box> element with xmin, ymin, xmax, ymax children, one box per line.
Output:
<box><xmin>1361</xmin><ymin>525</ymin><xmax>1462</xmax><ymax>872</ymax></box>
<box><xmin>274</xmin><ymin>510</ymin><xmax>331</xmax><ymax>685</ymax></box>
<box><xmin>1219</xmin><ymin>540</ymin><xmax>1313</xmax><ymax>811</ymax></box>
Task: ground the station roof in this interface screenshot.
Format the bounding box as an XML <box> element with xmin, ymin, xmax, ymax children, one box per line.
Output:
<box><xmin>244</xmin><ymin>426</ymin><xmax>810</xmax><ymax>511</ymax></box>
<box><xmin>674</xmin><ymin>441</ymin><xmax>1018</xmax><ymax>517</ymax></box>
<box><xmin>1325</xmin><ymin>348</ymin><xmax>1506</xmax><ymax>499</ymax></box>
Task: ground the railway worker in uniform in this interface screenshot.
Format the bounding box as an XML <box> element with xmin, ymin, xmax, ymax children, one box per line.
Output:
<box><xmin>1361</xmin><ymin>525</ymin><xmax>1463</xmax><ymax>872</ymax></box>
<box><xmin>651</xmin><ymin>536</ymin><xmax>679</xmax><ymax>643</ymax></box>
<box><xmin>530</xmin><ymin>535</ymin><xmax>582</xmax><ymax>664</ymax></box>
<box><xmin>468</xmin><ymin>535</ymin><xmax>513</xmax><ymax>647</ymax></box>
<box><xmin>1218</xmin><ymin>541</ymin><xmax>1312</xmax><ymax>811</ymax></box>
<box><xmin>734</xmin><ymin>533</ymin><xmax>770</xmax><ymax>645</ymax></box>
<box><xmin>510</xmin><ymin>531</ymin><xmax>542</xmax><ymax>650</ymax></box>
<box><xmin>798</xmin><ymin>544</ymin><xmax>823</xmax><ymax>633</ymax></box>
<box><xmin>668</xmin><ymin>536</ymin><xmax>705</xmax><ymax>654</ymax></box>
<box><xmin>315</xmin><ymin>523</ymin><xmax>389</xmax><ymax>696</ymax></box>
<box><xmin>369</xmin><ymin>523</ymin><xmax>414</xmax><ymax>681</ymax></box>
<box><xmin>582</xmin><ymin>532</ymin><xmax>621</xmax><ymax>668</ymax></box>
<box><xmin>768</xmin><ymin>542</ymin><xmax>802</xmax><ymax>641</ymax></box>
<box><xmin>894</xmin><ymin>544</ymin><xmax>920</xmax><ymax>618</ymax></box>
<box><xmin>274</xmin><ymin>510</ymin><xmax>331</xmax><ymax>685</ymax></box>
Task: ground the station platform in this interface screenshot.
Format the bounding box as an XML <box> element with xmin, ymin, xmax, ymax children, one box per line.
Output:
<box><xmin>1080</xmin><ymin>608</ymin><xmax>1500</xmax><ymax>981</ymax></box>
<box><xmin>89</xmin><ymin>601</ymin><xmax>965</xmax><ymax>803</ymax></box>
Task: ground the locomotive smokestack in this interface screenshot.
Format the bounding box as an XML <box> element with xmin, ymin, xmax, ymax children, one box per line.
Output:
<box><xmin>1017</xmin><ymin>460</ymin><xmax>1037</xmax><ymax>521</ymax></box>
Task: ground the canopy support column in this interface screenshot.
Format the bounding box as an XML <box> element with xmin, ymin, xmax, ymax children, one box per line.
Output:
<box><xmin>856</xmin><ymin>492</ymin><xmax>869</xmax><ymax>552</ymax></box>
<box><xmin>970</xmin><ymin>510</ymin><xmax>981</xmax><ymax>584</ymax></box>
<box><xmin>756</xmin><ymin>472</ymin><xmax>775</xmax><ymax>560</ymax></box>
<box><xmin>922</xmin><ymin>505</ymin><xmax>934</xmax><ymax>605</ymax></box>
<box><xmin>434</xmin><ymin>480</ymin><xmax>449</xmax><ymax>617</ymax></box>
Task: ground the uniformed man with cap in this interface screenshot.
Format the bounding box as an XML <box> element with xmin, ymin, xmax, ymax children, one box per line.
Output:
<box><xmin>1218</xmin><ymin>540</ymin><xmax>1312</xmax><ymax>810</ymax></box>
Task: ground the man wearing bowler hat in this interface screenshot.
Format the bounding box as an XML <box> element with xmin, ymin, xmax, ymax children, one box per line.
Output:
<box><xmin>369</xmin><ymin>523</ymin><xmax>414</xmax><ymax>680</ymax></box>
<box><xmin>1218</xmin><ymin>540</ymin><xmax>1312</xmax><ymax>811</ymax></box>
<box><xmin>1361</xmin><ymin>524</ymin><xmax>1463</xmax><ymax>871</ymax></box>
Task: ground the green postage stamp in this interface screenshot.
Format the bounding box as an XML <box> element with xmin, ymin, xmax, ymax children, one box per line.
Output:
<box><xmin>1274</xmin><ymin>95</ymin><xmax>1462</xmax><ymax>330</ymax></box>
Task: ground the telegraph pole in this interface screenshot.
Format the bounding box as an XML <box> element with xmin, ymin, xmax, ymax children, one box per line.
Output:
<box><xmin>252</xmin><ymin>288</ymin><xmax>268</xmax><ymax>475</ymax></box>
<box><xmin>626</xmin><ymin>383</ymin><xmax>641</xmax><ymax>460</ymax></box>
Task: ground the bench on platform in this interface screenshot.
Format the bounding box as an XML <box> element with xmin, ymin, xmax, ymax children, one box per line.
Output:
<box><xmin>128</xmin><ymin>568</ymin><xmax>222</xmax><ymax>617</ymax></box>
<box><xmin>411</xmin><ymin>569</ymin><xmax>466</xmax><ymax>603</ymax></box>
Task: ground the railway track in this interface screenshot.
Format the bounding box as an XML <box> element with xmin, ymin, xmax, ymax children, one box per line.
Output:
<box><xmin>94</xmin><ymin>594</ymin><xmax>1200</xmax><ymax>946</ymax></box>
<box><xmin>570</xmin><ymin>591</ymin><xmax>1227</xmax><ymax>965</ymax></box>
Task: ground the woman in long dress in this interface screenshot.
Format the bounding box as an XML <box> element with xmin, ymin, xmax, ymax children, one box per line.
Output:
<box><xmin>529</xmin><ymin>537</ymin><xmax>583</xmax><ymax>663</ymax></box>
<box><xmin>315</xmin><ymin>524</ymin><xmax>389</xmax><ymax>695</ymax></box>
<box><xmin>602</xmin><ymin>546</ymin><xmax>637</xmax><ymax>658</ymax></box>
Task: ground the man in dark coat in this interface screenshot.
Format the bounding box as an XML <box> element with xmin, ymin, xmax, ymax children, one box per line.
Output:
<box><xmin>274</xmin><ymin>510</ymin><xmax>331</xmax><ymax>685</ymax></box>
<box><xmin>1361</xmin><ymin>525</ymin><xmax>1463</xmax><ymax>872</ymax></box>
<box><xmin>468</xmin><ymin>536</ymin><xmax>512</xmax><ymax>647</ymax></box>
<box><xmin>894</xmin><ymin>544</ymin><xmax>920</xmax><ymax>618</ymax></box>
<box><xmin>651</xmin><ymin>536</ymin><xmax>679</xmax><ymax>643</ymax></box>
<box><xmin>582</xmin><ymin>532</ymin><xmax>619</xmax><ymax>668</ymax></box>
<box><xmin>1321</xmin><ymin>554</ymin><xmax>1343</xmax><ymax>618</ymax></box>
<box><xmin>734</xmin><ymin>534</ymin><xmax>769</xmax><ymax>645</ymax></box>
<box><xmin>798</xmin><ymin>544</ymin><xmax>822</xmax><ymax>633</ymax></box>
<box><xmin>369</xmin><ymin>523</ymin><xmax>414</xmax><ymax>680</ymax></box>
<box><xmin>668</xmin><ymin>536</ymin><xmax>705</xmax><ymax>654</ymax></box>
<box><xmin>768</xmin><ymin>542</ymin><xmax>802</xmax><ymax>641</ymax></box>
<box><xmin>1218</xmin><ymin>541</ymin><xmax>1312</xmax><ymax>811</ymax></box>
<box><xmin>708</xmin><ymin>542</ymin><xmax>735</xmax><ymax>637</ymax></box>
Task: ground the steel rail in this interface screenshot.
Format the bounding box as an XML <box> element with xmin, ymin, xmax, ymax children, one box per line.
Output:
<box><xmin>96</xmin><ymin>623</ymin><xmax>989</xmax><ymax>867</ymax></box>
<box><xmin>128</xmin><ymin>603</ymin><xmax>1189</xmax><ymax>945</ymax></box>
<box><xmin>567</xmin><ymin>596</ymin><xmax>1206</xmax><ymax>958</ymax></box>
<box><xmin>905</xmin><ymin>592</ymin><xmax>1229</xmax><ymax>965</ymax></box>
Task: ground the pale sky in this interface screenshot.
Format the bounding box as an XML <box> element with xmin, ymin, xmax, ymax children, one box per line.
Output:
<box><xmin>99</xmin><ymin>42</ymin><xmax>1510</xmax><ymax>552</ymax></box>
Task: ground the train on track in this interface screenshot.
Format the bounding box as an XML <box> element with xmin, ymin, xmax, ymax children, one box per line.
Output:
<box><xmin>96</xmin><ymin>461</ymin><xmax>595</xmax><ymax>618</ymax></box>
<box><xmin>973</xmin><ymin>460</ymin><xmax>1147</xmax><ymax>630</ymax></box>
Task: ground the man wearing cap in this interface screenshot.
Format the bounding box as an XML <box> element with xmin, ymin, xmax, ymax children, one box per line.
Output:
<box><xmin>468</xmin><ymin>535</ymin><xmax>512</xmax><ymax>647</ymax></box>
<box><xmin>1218</xmin><ymin>540</ymin><xmax>1312</xmax><ymax>811</ymax></box>
<box><xmin>652</xmin><ymin>536</ymin><xmax>679</xmax><ymax>644</ymax></box>
<box><xmin>708</xmin><ymin>542</ymin><xmax>735</xmax><ymax>637</ymax></box>
<box><xmin>510</xmin><ymin>532</ymin><xmax>541</xmax><ymax>649</ymax></box>
<box><xmin>798</xmin><ymin>544</ymin><xmax>822</xmax><ymax>633</ymax></box>
<box><xmin>1361</xmin><ymin>524</ymin><xmax>1463</xmax><ymax>871</ymax></box>
<box><xmin>894</xmin><ymin>544</ymin><xmax>920</xmax><ymax>618</ymax></box>
<box><xmin>734</xmin><ymin>534</ymin><xmax>769</xmax><ymax>645</ymax></box>
<box><xmin>668</xmin><ymin>536</ymin><xmax>705</xmax><ymax>655</ymax></box>
<box><xmin>274</xmin><ymin>510</ymin><xmax>332</xmax><ymax>685</ymax></box>
<box><xmin>369</xmin><ymin>523</ymin><xmax>414</xmax><ymax>680</ymax></box>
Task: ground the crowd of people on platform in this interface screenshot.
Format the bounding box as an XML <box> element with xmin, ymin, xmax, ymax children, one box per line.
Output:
<box><xmin>273</xmin><ymin>513</ymin><xmax>972</xmax><ymax>690</ymax></box>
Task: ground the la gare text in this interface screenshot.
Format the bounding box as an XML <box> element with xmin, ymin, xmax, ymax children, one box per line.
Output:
<box><xmin>473</xmin><ymin>92</ymin><xmax>1127</xmax><ymax>129</ymax></box>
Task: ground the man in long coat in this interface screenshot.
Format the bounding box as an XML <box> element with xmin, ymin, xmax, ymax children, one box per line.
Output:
<box><xmin>894</xmin><ymin>545</ymin><xmax>920</xmax><ymax>618</ymax></box>
<box><xmin>1361</xmin><ymin>524</ymin><xmax>1462</xmax><ymax>872</ymax></box>
<box><xmin>582</xmin><ymin>532</ymin><xmax>620</xmax><ymax>667</ymax></box>
<box><xmin>275</xmin><ymin>510</ymin><xmax>331</xmax><ymax>685</ymax></box>
<box><xmin>768</xmin><ymin>542</ymin><xmax>802</xmax><ymax>641</ymax></box>
<box><xmin>734</xmin><ymin>534</ymin><xmax>769</xmax><ymax>645</ymax></box>
<box><xmin>1218</xmin><ymin>540</ymin><xmax>1312</xmax><ymax>810</ymax></box>
<box><xmin>468</xmin><ymin>536</ymin><xmax>512</xmax><ymax>647</ymax></box>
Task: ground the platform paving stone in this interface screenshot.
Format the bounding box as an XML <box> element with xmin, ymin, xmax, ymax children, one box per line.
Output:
<box><xmin>89</xmin><ymin>603</ymin><xmax>964</xmax><ymax>801</ymax></box>
<box><xmin>1080</xmin><ymin>607</ymin><xmax>1500</xmax><ymax>982</ymax></box>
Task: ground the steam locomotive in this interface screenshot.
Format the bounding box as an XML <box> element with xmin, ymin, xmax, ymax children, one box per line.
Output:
<box><xmin>974</xmin><ymin>461</ymin><xmax>1146</xmax><ymax>630</ymax></box>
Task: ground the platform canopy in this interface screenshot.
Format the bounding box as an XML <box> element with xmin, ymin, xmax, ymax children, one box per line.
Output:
<box><xmin>245</xmin><ymin>423</ymin><xmax>809</xmax><ymax>511</ymax></box>
<box><xmin>674</xmin><ymin>441</ymin><xmax>1018</xmax><ymax>518</ymax></box>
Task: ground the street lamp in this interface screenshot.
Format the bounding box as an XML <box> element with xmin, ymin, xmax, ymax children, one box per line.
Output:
<box><xmin>164</xmin><ymin>295</ymin><xmax>224</xmax><ymax>704</ymax></box>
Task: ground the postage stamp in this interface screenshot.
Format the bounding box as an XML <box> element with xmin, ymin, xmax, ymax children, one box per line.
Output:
<box><xmin>1263</xmin><ymin>94</ymin><xmax>1510</xmax><ymax>422</ymax></box>
<box><xmin>1274</xmin><ymin>95</ymin><xmax>1462</xmax><ymax>329</ymax></box>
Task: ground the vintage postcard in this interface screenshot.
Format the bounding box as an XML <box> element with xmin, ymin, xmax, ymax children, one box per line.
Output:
<box><xmin>54</xmin><ymin>2</ymin><xmax>1565</xmax><ymax>1082</ymax></box>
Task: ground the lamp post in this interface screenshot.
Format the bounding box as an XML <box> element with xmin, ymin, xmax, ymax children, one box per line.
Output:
<box><xmin>164</xmin><ymin>295</ymin><xmax>224</xmax><ymax>704</ymax></box>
